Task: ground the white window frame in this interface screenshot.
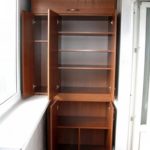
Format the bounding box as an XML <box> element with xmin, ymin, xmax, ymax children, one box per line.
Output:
<box><xmin>0</xmin><ymin>0</ymin><xmax>21</xmax><ymax>117</ymax></box>
<box><xmin>132</xmin><ymin>2</ymin><xmax>150</xmax><ymax>150</ymax></box>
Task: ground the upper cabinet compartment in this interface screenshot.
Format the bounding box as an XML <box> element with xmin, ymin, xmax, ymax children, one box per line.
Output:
<box><xmin>34</xmin><ymin>16</ymin><xmax>48</xmax><ymax>41</ymax></box>
<box><xmin>31</xmin><ymin>0</ymin><xmax>116</xmax><ymax>15</ymax></box>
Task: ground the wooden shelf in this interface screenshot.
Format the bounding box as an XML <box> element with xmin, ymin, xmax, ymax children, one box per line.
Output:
<box><xmin>59</xmin><ymin>31</ymin><xmax>114</xmax><ymax>36</ymax></box>
<box><xmin>34</xmin><ymin>92</ymin><xmax>47</xmax><ymax>95</ymax></box>
<box><xmin>57</xmin><ymin>116</ymin><xmax>109</xmax><ymax>129</ymax></box>
<box><xmin>57</xmin><ymin>144</ymin><xmax>106</xmax><ymax>150</ymax></box>
<box><xmin>34</xmin><ymin>40</ymin><xmax>48</xmax><ymax>43</ymax></box>
<box><xmin>80</xmin><ymin>145</ymin><xmax>106</xmax><ymax>150</ymax></box>
<box><xmin>57</xmin><ymin>144</ymin><xmax>78</xmax><ymax>150</ymax></box>
<box><xmin>58</xmin><ymin>65</ymin><xmax>112</xmax><ymax>70</ymax></box>
<box><xmin>54</xmin><ymin>92</ymin><xmax>112</xmax><ymax>102</ymax></box>
<box><xmin>55</xmin><ymin>87</ymin><xmax>112</xmax><ymax>102</ymax></box>
<box><xmin>60</xmin><ymin>87</ymin><xmax>110</xmax><ymax>93</ymax></box>
<box><xmin>59</xmin><ymin>49</ymin><xmax>113</xmax><ymax>52</ymax></box>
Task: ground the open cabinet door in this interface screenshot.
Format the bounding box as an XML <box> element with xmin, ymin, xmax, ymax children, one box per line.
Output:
<box><xmin>48</xmin><ymin>100</ymin><xmax>58</xmax><ymax>150</ymax></box>
<box><xmin>22</xmin><ymin>11</ymin><xmax>34</xmax><ymax>98</ymax></box>
<box><xmin>48</xmin><ymin>10</ymin><xmax>59</xmax><ymax>100</ymax></box>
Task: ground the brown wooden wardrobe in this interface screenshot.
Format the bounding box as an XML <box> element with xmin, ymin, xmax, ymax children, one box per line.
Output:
<box><xmin>21</xmin><ymin>0</ymin><xmax>117</xmax><ymax>150</ymax></box>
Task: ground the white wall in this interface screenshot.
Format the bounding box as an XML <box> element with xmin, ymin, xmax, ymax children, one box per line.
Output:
<box><xmin>115</xmin><ymin>0</ymin><xmax>135</xmax><ymax>149</ymax></box>
<box><xmin>139</xmin><ymin>131</ymin><xmax>150</xmax><ymax>150</ymax></box>
<box><xmin>23</xmin><ymin>115</ymin><xmax>47</xmax><ymax>150</ymax></box>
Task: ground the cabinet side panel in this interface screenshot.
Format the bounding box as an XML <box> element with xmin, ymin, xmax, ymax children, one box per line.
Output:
<box><xmin>106</xmin><ymin>12</ymin><xmax>117</xmax><ymax>100</ymax></box>
<box><xmin>110</xmin><ymin>13</ymin><xmax>117</xmax><ymax>100</ymax></box>
<box><xmin>22</xmin><ymin>11</ymin><xmax>34</xmax><ymax>97</ymax></box>
<box><xmin>106</xmin><ymin>103</ymin><xmax>114</xmax><ymax>150</ymax></box>
<box><xmin>49</xmin><ymin>101</ymin><xmax>58</xmax><ymax>150</ymax></box>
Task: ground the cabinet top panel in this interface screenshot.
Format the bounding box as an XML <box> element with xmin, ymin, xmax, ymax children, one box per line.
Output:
<box><xmin>31</xmin><ymin>0</ymin><xmax>116</xmax><ymax>16</ymax></box>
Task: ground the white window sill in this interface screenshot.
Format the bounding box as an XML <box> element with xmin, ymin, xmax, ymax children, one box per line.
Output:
<box><xmin>0</xmin><ymin>95</ymin><xmax>49</xmax><ymax>150</ymax></box>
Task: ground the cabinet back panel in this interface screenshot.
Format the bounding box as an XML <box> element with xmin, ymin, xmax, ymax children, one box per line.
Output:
<box><xmin>58</xmin><ymin>102</ymin><xmax>108</xmax><ymax>117</ymax></box>
<box><xmin>34</xmin><ymin>16</ymin><xmax>47</xmax><ymax>40</ymax></box>
<box><xmin>59</xmin><ymin>36</ymin><xmax>108</xmax><ymax>50</ymax></box>
<box><xmin>61</xmin><ymin>19</ymin><xmax>110</xmax><ymax>32</ymax></box>
<box><xmin>60</xmin><ymin>52</ymin><xmax>110</xmax><ymax>66</ymax></box>
<box><xmin>34</xmin><ymin>43</ymin><xmax>47</xmax><ymax>92</ymax></box>
<box><xmin>60</xmin><ymin>70</ymin><xmax>109</xmax><ymax>88</ymax></box>
<box><xmin>80</xmin><ymin>129</ymin><xmax>107</xmax><ymax>146</ymax></box>
<box><xmin>57</xmin><ymin>128</ymin><xmax>78</xmax><ymax>144</ymax></box>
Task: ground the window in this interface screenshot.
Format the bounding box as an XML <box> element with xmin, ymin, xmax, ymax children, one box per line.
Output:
<box><xmin>0</xmin><ymin>0</ymin><xmax>18</xmax><ymax>104</ymax></box>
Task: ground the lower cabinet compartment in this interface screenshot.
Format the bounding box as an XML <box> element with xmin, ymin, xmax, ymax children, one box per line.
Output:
<box><xmin>57</xmin><ymin>101</ymin><xmax>113</xmax><ymax>129</ymax></box>
<box><xmin>50</xmin><ymin>101</ymin><xmax>113</xmax><ymax>150</ymax></box>
<box><xmin>80</xmin><ymin>129</ymin><xmax>109</xmax><ymax>150</ymax></box>
<box><xmin>57</xmin><ymin>128</ymin><xmax>78</xmax><ymax>150</ymax></box>
<box><xmin>56</xmin><ymin>128</ymin><xmax>110</xmax><ymax>150</ymax></box>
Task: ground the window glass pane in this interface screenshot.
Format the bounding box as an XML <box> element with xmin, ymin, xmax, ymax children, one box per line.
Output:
<box><xmin>0</xmin><ymin>1</ymin><xmax>17</xmax><ymax>104</ymax></box>
<box><xmin>141</xmin><ymin>8</ymin><xmax>150</xmax><ymax>124</ymax></box>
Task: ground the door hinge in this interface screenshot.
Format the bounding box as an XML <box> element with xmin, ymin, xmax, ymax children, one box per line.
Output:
<box><xmin>57</xmin><ymin>105</ymin><xmax>59</xmax><ymax>110</ymax></box>
<box><xmin>130</xmin><ymin>116</ymin><xmax>135</xmax><ymax>122</ymax></box>
<box><xmin>56</xmin><ymin>85</ymin><xmax>60</xmax><ymax>90</ymax></box>
<box><xmin>57</xmin><ymin>20</ymin><xmax>59</xmax><ymax>25</ymax></box>
<box><xmin>32</xmin><ymin>19</ymin><xmax>36</xmax><ymax>24</ymax></box>
<box><xmin>134</xmin><ymin>47</ymin><xmax>139</xmax><ymax>53</ymax></box>
<box><xmin>133</xmin><ymin>8</ymin><xmax>136</xmax><ymax>14</ymax></box>
<box><xmin>110</xmin><ymin>20</ymin><xmax>113</xmax><ymax>25</ymax></box>
<box><xmin>33</xmin><ymin>84</ymin><xmax>37</xmax><ymax>89</ymax></box>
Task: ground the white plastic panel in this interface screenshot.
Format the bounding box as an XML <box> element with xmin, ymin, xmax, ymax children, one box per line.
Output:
<box><xmin>0</xmin><ymin>0</ymin><xmax>17</xmax><ymax>104</ymax></box>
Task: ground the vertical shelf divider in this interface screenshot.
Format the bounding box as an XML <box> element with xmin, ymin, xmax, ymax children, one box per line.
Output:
<box><xmin>78</xmin><ymin>128</ymin><xmax>81</xmax><ymax>150</ymax></box>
